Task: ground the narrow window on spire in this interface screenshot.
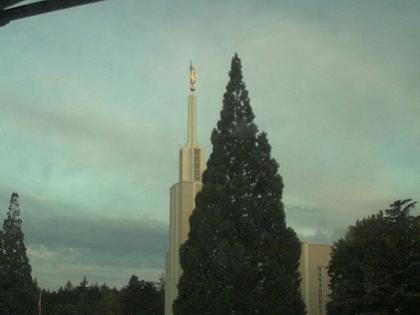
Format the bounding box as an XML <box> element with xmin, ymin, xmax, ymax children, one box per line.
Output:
<box><xmin>194</xmin><ymin>149</ymin><xmax>201</xmax><ymax>181</ymax></box>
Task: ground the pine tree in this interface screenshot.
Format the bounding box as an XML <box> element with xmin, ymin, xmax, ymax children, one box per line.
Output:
<box><xmin>0</xmin><ymin>192</ymin><xmax>37</xmax><ymax>315</ymax></box>
<box><xmin>121</xmin><ymin>275</ymin><xmax>162</xmax><ymax>315</ymax></box>
<box><xmin>327</xmin><ymin>199</ymin><xmax>420</xmax><ymax>315</ymax></box>
<box><xmin>174</xmin><ymin>54</ymin><xmax>305</xmax><ymax>314</ymax></box>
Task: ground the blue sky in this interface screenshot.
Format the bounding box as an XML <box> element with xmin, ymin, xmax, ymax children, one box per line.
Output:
<box><xmin>1</xmin><ymin>0</ymin><xmax>419</xmax><ymax>289</ymax></box>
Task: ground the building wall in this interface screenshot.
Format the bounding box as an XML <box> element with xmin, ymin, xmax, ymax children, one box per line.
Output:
<box><xmin>300</xmin><ymin>242</ymin><xmax>333</xmax><ymax>315</ymax></box>
<box><xmin>165</xmin><ymin>181</ymin><xmax>203</xmax><ymax>315</ymax></box>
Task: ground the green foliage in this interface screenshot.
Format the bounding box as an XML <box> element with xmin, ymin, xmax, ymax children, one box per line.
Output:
<box><xmin>41</xmin><ymin>276</ymin><xmax>163</xmax><ymax>315</ymax></box>
<box><xmin>94</xmin><ymin>288</ymin><xmax>123</xmax><ymax>315</ymax></box>
<box><xmin>120</xmin><ymin>275</ymin><xmax>163</xmax><ymax>315</ymax></box>
<box><xmin>74</xmin><ymin>277</ymin><xmax>101</xmax><ymax>315</ymax></box>
<box><xmin>174</xmin><ymin>54</ymin><xmax>305</xmax><ymax>314</ymax></box>
<box><xmin>328</xmin><ymin>199</ymin><xmax>420</xmax><ymax>315</ymax></box>
<box><xmin>0</xmin><ymin>192</ymin><xmax>38</xmax><ymax>315</ymax></box>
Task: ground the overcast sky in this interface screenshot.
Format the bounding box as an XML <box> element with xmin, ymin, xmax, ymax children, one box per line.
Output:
<box><xmin>1</xmin><ymin>0</ymin><xmax>419</xmax><ymax>289</ymax></box>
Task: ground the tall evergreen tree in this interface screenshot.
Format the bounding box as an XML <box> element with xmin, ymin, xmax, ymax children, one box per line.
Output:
<box><xmin>121</xmin><ymin>275</ymin><xmax>162</xmax><ymax>315</ymax></box>
<box><xmin>328</xmin><ymin>199</ymin><xmax>420</xmax><ymax>315</ymax></box>
<box><xmin>0</xmin><ymin>192</ymin><xmax>38</xmax><ymax>315</ymax></box>
<box><xmin>174</xmin><ymin>54</ymin><xmax>305</xmax><ymax>314</ymax></box>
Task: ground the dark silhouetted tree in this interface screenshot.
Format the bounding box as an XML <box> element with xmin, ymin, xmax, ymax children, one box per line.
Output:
<box><xmin>328</xmin><ymin>199</ymin><xmax>420</xmax><ymax>315</ymax></box>
<box><xmin>94</xmin><ymin>286</ymin><xmax>123</xmax><ymax>315</ymax></box>
<box><xmin>0</xmin><ymin>192</ymin><xmax>38</xmax><ymax>315</ymax></box>
<box><xmin>156</xmin><ymin>273</ymin><xmax>165</xmax><ymax>313</ymax></box>
<box><xmin>121</xmin><ymin>275</ymin><xmax>162</xmax><ymax>315</ymax></box>
<box><xmin>75</xmin><ymin>277</ymin><xmax>101</xmax><ymax>315</ymax></box>
<box><xmin>174</xmin><ymin>54</ymin><xmax>305</xmax><ymax>314</ymax></box>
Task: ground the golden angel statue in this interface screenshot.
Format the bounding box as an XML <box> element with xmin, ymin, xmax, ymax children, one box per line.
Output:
<box><xmin>189</xmin><ymin>60</ymin><xmax>196</xmax><ymax>92</ymax></box>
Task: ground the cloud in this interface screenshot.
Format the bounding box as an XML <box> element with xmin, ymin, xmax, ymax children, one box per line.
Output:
<box><xmin>27</xmin><ymin>245</ymin><xmax>163</xmax><ymax>290</ymax></box>
<box><xmin>23</xmin><ymin>212</ymin><xmax>168</xmax><ymax>289</ymax></box>
<box><xmin>25</xmin><ymin>215</ymin><xmax>168</xmax><ymax>259</ymax></box>
<box><xmin>0</xmin><ymin>101</ymin><xmax>175</xmax><ymax>169</ymax></box>
<box><xmin>285</xmin><ymin>204</ymin><xmax>346</xmax><ymax>242</ymax></box>
<box><xmin>231</xmin><ymin>14</ymin><xmax>420</xmax><ymax>221</ymax></box>
<box><xmin>0</xmin><ymin>188</ymin><xmax>168</xmax><ymax>289</ymax></box>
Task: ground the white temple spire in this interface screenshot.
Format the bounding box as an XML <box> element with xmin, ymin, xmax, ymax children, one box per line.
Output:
<box><xmin>165</xmin><ymin>63</ymin><xmax>207</xmax><ymax>315</ymax></box>
<box><xmin>186</xmin><ymin>94</ymin><xmax>198</xmax><ymax>145</ymax></box>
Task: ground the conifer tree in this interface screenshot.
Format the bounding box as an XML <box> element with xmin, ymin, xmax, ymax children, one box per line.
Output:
<box><xmin>121</xmin><ymin>275</ymin><xmax>162</xmax><ymax>315</ymax></box>
<box><xmin>174</xmin><ymin>54</ymin><xmax>305</xmax><ymax>314</ymax></box>
<box><xmin>0</xmin><ymin>193</ymin><xmax>37</xmax><ymax>315</ymax></box>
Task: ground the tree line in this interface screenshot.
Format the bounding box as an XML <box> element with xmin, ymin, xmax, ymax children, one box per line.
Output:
<box><xmin>41</xmin><ymin>275</ymin><xmax>163</xmax><ymax>315</ymax></box>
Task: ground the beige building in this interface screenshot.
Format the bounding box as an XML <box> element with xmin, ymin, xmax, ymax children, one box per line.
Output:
<box><xmin>300</xmin><ymin>242</ymin><xmax>333</xmax><ymax>315</ymax></box>
<box><xmin>164</xmin><ymin>64</ymin><xmax>207</xmax><ymax>315</ymax></box>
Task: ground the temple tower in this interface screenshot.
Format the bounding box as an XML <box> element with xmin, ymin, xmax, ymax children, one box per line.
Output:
<box><xmin>165</xmin><ymin>63</ymin><xmax>207</xmax><ymax>315</ymax></box>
